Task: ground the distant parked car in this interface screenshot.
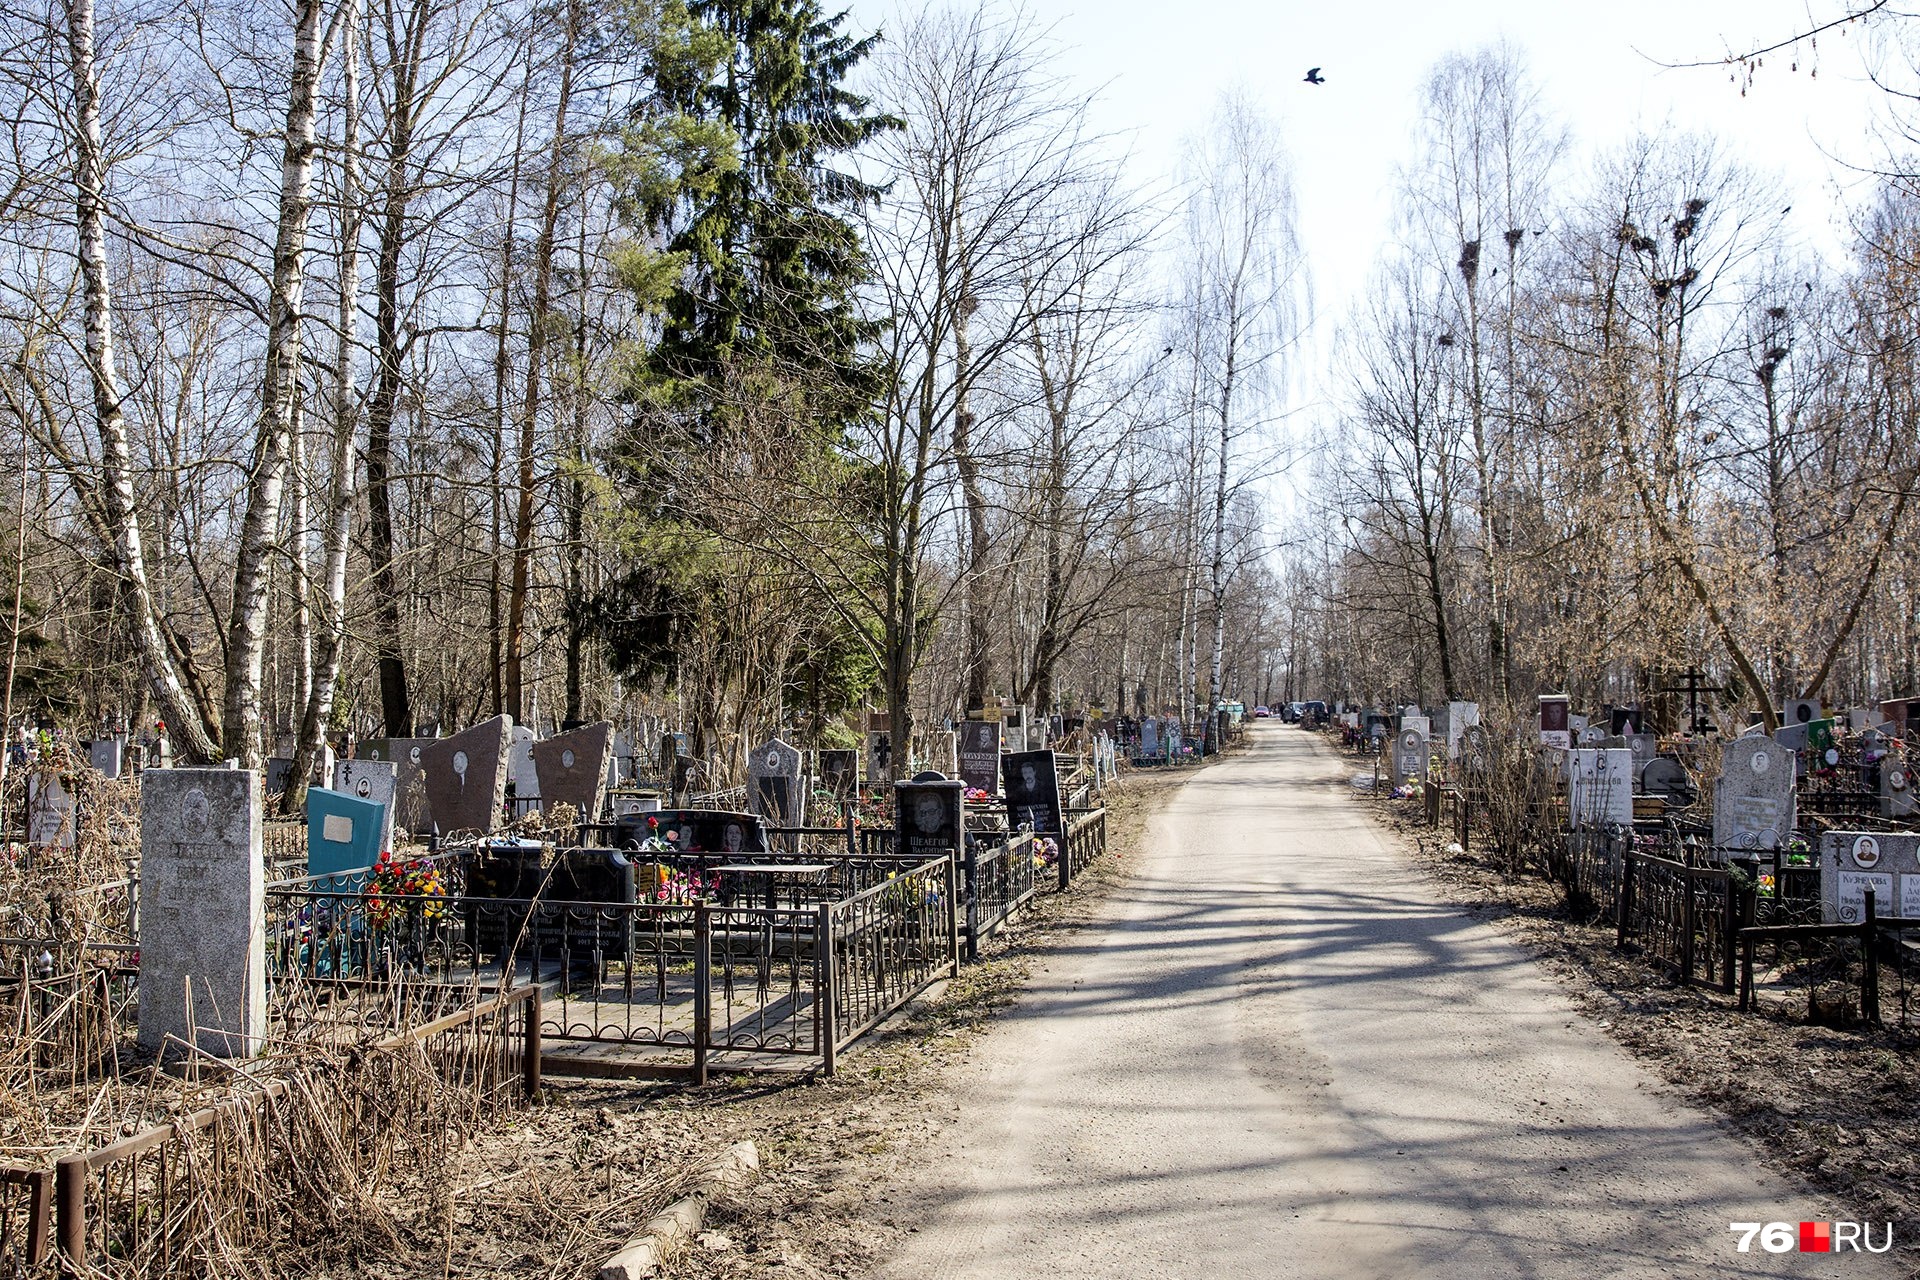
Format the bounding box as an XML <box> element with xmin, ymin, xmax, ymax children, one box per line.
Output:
<box><xmin>1253</xmin><ymin>705</ymin><xmax>1270</xmax><ymax>718</ymax></box>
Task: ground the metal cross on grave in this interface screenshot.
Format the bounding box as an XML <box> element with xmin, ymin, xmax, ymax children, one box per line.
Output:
<box><xmin>1658</xmin><ymin>666</ymin><xmax>1727</xmax><ymax>734</ymax></box>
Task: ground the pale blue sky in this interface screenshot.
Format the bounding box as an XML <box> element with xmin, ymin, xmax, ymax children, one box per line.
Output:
<box><xmin>846</xmin><ymin>0</ymin><xmax>1892</xmax><ymax>519</ymax></box>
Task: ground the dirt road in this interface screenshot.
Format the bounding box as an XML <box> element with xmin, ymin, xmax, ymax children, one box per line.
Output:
<box><xmin>872</xmin><ymin>725</ymin><xmax>1902</xmax><ymax>1279</ymax></box>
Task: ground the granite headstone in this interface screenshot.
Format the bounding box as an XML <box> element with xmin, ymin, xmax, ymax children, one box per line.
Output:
<box><xmin>420</xmin><ymin>716</ymin><xmax>512</xmax><ymax>835</ymax></box>
<box><xmin>532</xmin><ymin>721</ymin><xmax>615</xmax><ymax>821</ymax></box>
<box><xmin>1713</xmin><ymin>734</ymin><xmax>1797</xmax><ymax>851</ymax></box>
<box><xmin>894</xmin><ymin>776</ymin><xmax>964</xmax><ymax>858</ymax></box>
<box><xmin>332</xmin><ymin>757</ymin><xmax>398</xmax><ymax>854</ymax></box>
<box><xmin>958</xmin><ymin>721</ymin><xmax>1001</xmax><ymax>793</ymax></box>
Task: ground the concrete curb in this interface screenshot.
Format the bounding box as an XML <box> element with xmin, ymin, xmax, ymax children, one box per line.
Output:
<box><xmin>597</xmin><ymin>1140</ymin><xmax>760</xmax><ymax>1280</ymax></box>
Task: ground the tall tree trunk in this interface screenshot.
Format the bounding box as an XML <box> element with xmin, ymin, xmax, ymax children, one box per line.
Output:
<box><xmin>504</xmin><ymin>0</ymin><xmax>579</xmax><ymax>723</ymax></box>
<box><xmin>223</xmin><ymin>0</ymin><xmax>330</xmax><ymax>767</ymax></box>
<box><xmin>952</xmin><ymin>281</ymin><xmax>990</xmax><ymax>711</ymax></box>
<box><xmin>287</xmin><ymin>0</ymin><xmax>360</xmax><ymax>812</ymax></box>
<box><xmin>62</xmin><ymin>0</ymin><xmax>220</xmax><ymax>762</ymax></box>
<box><xmin>365</xmin><ymin>16</ymin><xmax>420</xmax><ymax>736</ymax></box>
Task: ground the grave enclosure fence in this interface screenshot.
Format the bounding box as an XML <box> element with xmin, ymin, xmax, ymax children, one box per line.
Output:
<box><xmin>38</xmin><ymin>984</ymin><xmax>540</xmax><ymax>1276</ymax></box>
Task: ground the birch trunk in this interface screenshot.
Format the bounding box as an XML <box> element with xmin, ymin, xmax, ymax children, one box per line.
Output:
<box><xmin>223</xmin><ymin>0</ymin><xmax>330</xmax><ymax>766</ymax></box>
<box><xmin>288</xmin><ymin>0</ymin><xmax>360</xmax><ymax>811</ymax></box>
<box><xmin>62</xmin><ymin>0</ymin><xmax>220</xmax><ymax>762</ymax></box>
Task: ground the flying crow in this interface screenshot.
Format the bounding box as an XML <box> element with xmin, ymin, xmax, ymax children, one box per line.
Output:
<box><xmin>1304</xmin><ymin>67</ymin><xmax>1325</xmax><ymax>84</ymax></box>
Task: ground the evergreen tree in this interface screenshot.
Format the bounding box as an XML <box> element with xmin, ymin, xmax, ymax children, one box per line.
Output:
<box><xmin>642</xmin><ymin>0</ymin><xmax>897</xmax><ymax>435</ymax></box>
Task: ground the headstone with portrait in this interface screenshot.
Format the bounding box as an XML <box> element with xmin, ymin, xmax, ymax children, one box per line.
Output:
<box><xmin>1821</xmin><ymin>830</ymin><xmax>1920</xmax><ymax>923</ymax></box>
<box><xmin>1392</xmin><ymin>727</ymin><xmax>1428</xmax><ymax>785</ymax></box>
<box><xmin>359</xmin><ymin>737</ymin><xmax>435</xmax><ymax>834</ymax></box>
<box><xmin>332</xmin><ymin>757</ymin><xmax>398</xmax><ymax>854</ymax></box>
<box><xmin>894</xmin><ymin>776</ymin><xmax>964</xmax><ymax>859</ymax></box>
<box><xmin>1882</xmin><ymin>750</ymin><xmax>1914</xmax><ymax>820</ymax></box>
<box><xmin>1538</xmin><ymin>694</ymin><xmax>1571</xmax><ymax>750</ymax></box>
<box><xmin>1713</xmin><ymin>734</ymin><xmax>1796</xmax><ymax>852</ymax></box>
<box><xmin>421</xmin><ymin>716</ymin><xmax>512</xmax><ymax>836</ymax></box>
<box><xmin>958</xmin><ymin>720</ymin><xmax>1001</xmax><ymax>793</ymax></box>
<box><xmin>747</xmin><ymin>738</ymin><xmax>805</xmax><ymax>827</ymax></box>
<box><xmin>1002</xmin><ymin>749</ymin><xmax>1063</xmax><ymax>837</ymax></box>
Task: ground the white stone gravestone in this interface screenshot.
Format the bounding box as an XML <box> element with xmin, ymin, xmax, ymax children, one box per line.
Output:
<box><xmin>1820</xmin><ymin>831</ymin><xmax>1920</xmax><ymax>923</ymax></box>
<box><xmin>1569</xmin><ymin>748</ymin><xmax>1634</xmax><ymax>829</ymax></box>
<box><xmin>26</xmin><ymin>771</ymin><xmax>75</xmax><ymax>848</ymax></box>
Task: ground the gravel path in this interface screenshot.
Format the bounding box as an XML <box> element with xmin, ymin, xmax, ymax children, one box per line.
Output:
<box><xmin>872</xmin><ymin>724</ymin><xmax>1903</xmax><ymax>1279</ymax></box>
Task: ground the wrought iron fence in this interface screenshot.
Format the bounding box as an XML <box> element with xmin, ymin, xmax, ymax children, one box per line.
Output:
<box><xmin>824</xmin><ymin>857</ymin><xmax>957</xmax><ymax>1070</ymax></box>
<box><xmin>962</xmin><ymin>833</ymin><xmax>1038</xmax><ymax>959</ymax></box>
<box><xmin>0</xmin><ymin>1165</ymin><xmax>51</xmax><ymax>1272</ymax></box>
<box><xmin>1061</xmin><ymin>809</ymin><xmax>1107</xmax><ymax>887</ymax></box>
<box><xmin>1616</xmin><ymin>851</ymin><xmax>1744</xmax><ymax>992</ymax></box>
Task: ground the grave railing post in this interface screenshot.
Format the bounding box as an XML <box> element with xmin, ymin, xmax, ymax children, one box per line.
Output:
<box><xmin>54</xmin><ymin>1154</ymin><xmax>83</xmax><ymax>1266</ymax></box>
<box><xmin>962</xmin><ymin>843</ymin><xmax>979</xmax><ymax>962</ymax></box>
<box><xmin>816</xmin><ymin>901</ymin><xmax>836</xmax><ymax>1076</ymax></box>
<box><xmin>1616</xmin><ymin>853</ymin><xmax>1635</xmax><ymax>948</ymax></box>
<box><xmin>521</xmin><ymin>986</ymin><xmax>542</xmax><ymax>1101</ymax></box>
<box><xmin>1680</xmin><ymin>870</ymin><xmax>1696</xmax><ymax>984</ymax></box>
<box><xmin>1721</xmin><ymin>871</ymin><xmax>1738</xmax><ymax>994</ymax></box>
<box><xmin>693</xmin><ymin>903</ymin><xmax>711</xmax><ymax>1085</ymax></box>
<box><xmin>945</xmin><ymin>853</ymin><xmax>960</xmax><ymax>976</ymax></box>
<box><xmin>1863</xmin><ymin>888</ymin><xmax>1881</xmax><ymax>1026</ymax></box>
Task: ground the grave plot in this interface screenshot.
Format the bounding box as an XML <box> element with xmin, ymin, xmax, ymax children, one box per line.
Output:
<box><xmin>1341</xmin><ymin>701</ymin><xmax>1920</xmax><ymax>1029</ymax></box>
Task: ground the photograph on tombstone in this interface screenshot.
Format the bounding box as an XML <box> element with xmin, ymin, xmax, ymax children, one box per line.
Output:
<box><xmin>894</xmin><ymin>778</ymin><xmax>964</xmax><ymax>858</ymax></box>
<box><xmin>1003</xmin><ymin>749</ymin><xmax>1063</xmax><ymax>836</ymax></box>
<box><xmin>958</xmin><ymin>720</ymin><xmax>1002</xmax><ymax>793</ymax></box>
<box><xmin>747</xmin><ymin>738</ymin><xmax>805</xmax><ymax>826</ymax></box>
<box><xmin>420</xmin><ymin>716</ymin><xmax>512</xmax><ymax>835</ymax></box>
<box><xmin>1713</xmin><ymin>735</ymin><xmax>1797</xmax><ymax>851</ymax></box>
<box><xmin>531</xmin><ymin>721</ymin><xmax>616</xmax><ymax>821</ymax></box>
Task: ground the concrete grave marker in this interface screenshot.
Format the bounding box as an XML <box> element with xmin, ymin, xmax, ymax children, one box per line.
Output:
<box><xmin>1821</xmin><ymin>831</ymin><xmax>1920</xmax><ymax>923</ymax></box>
<box><xmin>1569</xmin><ymin>748</ymin><xmax>1634</xmax><ymax>828</ymax></box>
<box><xmin>747</xmin><ymin>738</ymin><xmax>805</xmax><ymax>827</ymax></box>
<box><xmin>1883</xmin><ymin>752</ymin><xmax>1914</xmax><ymax>820</ymax></box>
<box><xmin>1140</xmin><ymin>717</ymin><xmax>1161</xmax><ymax>757</ymax></box>
<box><xmin>420</xmin><ymin>717</ymin><xmax>511</xmax><ymax>835</ymax></box>
<box><xmin>139</xmin><ymin>769</ymin><xmax>264</xmax><ymax>1057</ymax></box>
<box><xmin>1713</xmin><ymin>735</ymin><xmax>1796</xmax><ymax>851</ymax></box>
<box><xmin>359</xmin><ymin>738</ymin><xmax>435</xmax><ymax>835</ymax></box>
<box><xmin>532</xmin><ymin>721</ymin><xmax>615</xmax><ymax>821</ymax></box>
<box><xmin>958</xmin><ymin>721</ymin><xmax>1001</xmax><ymax>793</ymax></box>
<box><xmin>332</xmin><ymin>758</ymin><xmax>398</xmax><ymax>854</ymax></box>
<box><xmin>1443</xmin><ymin>702</ymin><xmax>1479</xmax><ymax>759</ymax></box>
<box><xmin>928</xmin><ymin>729</ymin><xmax>958</xmax><ymax>778</ymax></box>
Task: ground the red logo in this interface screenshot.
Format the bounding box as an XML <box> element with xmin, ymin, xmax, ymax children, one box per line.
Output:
<box><xmin>1800</xmin><ymin>1222</ymin><xmax>1831</xmax><ymax>1253</ymax></box>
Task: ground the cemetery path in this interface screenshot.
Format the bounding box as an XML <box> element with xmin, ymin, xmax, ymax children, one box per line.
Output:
<box><xmin>871</xmin><ymin>725</ymin><xmax>1898</xmax><ymax>1279</ymax></box>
